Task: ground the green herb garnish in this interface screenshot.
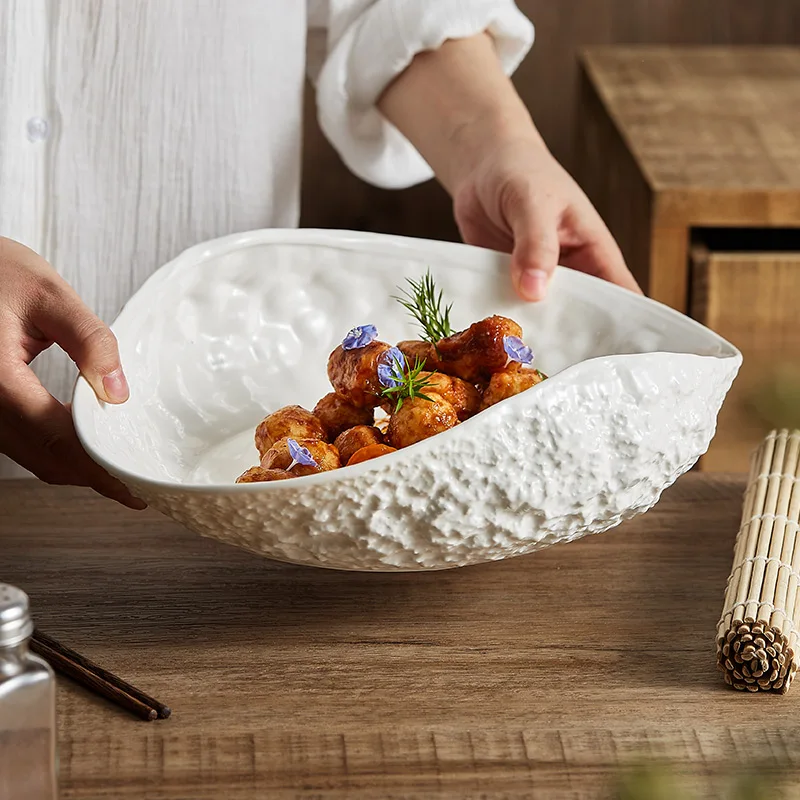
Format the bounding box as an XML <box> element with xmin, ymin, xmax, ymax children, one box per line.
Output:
<box><xmin>378</xmin><ymin>350</ymin><xmax>435</xmax><ymax>412</ymax></box>
<box><xmin>394</xmin><ymin>269</ymin><xmax>453</xmax><ymax>344</ymax></box>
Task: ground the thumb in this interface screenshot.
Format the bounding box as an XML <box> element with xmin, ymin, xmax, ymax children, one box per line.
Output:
<box><xmin>507</xmin><ymin>205</ymin><xmax>561</xmax><ymax>302</ymax></box>
<box><xmin>32</xmin><ymin>283</ymin><xmax>129</xmax><ymax>404</ymax></box>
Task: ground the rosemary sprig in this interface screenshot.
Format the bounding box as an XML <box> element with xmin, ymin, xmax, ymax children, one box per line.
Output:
<box><xmin>393</xmin><ymin>269</ymin><xmax>453</xmax><ymax>344</ymax></box>
<box><xmin>380</xmin><ymin>354</ymin><xmax>435</xmax><ymax>412</ymax></box>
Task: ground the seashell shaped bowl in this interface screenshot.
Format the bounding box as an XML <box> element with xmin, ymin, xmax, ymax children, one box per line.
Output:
<box><xmin>72</xmin><ymin>229</ymin><xmax>741</xmax><ymax>572</ymax></box>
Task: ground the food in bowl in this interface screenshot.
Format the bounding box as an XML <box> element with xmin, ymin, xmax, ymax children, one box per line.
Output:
<box><xmin>236</xmin><ymin>272</ymin><xmax>546</xmax><ymax>483</ymax></box>
<box><xmin>70</xmin><ymin>228</ymin><xmax>742</xmax><ymax>571</ymax></box>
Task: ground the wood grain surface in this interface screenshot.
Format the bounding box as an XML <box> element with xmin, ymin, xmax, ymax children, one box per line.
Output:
<box><xmin>2</xmin><ymin>476</ymin><xmax>800</xmax><ymax>798</ymax></box>
<box><xmin>580</xmin><ymin>47</ymin><xmax>800</xmax><ymax>195</ymax></box>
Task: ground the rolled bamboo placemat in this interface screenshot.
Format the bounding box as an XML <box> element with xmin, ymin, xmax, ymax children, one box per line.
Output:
<box><xmin>716</xmin><ymin>429</ymin><xmax>800</xmax><ymax>693</ymax></box>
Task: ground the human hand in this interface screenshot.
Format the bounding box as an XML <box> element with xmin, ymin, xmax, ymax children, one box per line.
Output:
<box><xmin>0</xmin><ymin>237</ymin><xmax>145</xmax><ymax>508</ymax></box>
<box><xmin>378</xmin><ymin>33</ymin><xmax>641</xmax><ymax>302</ymax></box>
<box><xmin>452</xmin><ymin>134</ymin><xmax>642</xmax><ymax>302</ymax></box>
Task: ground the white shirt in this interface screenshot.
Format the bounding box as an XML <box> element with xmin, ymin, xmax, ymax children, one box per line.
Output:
<box><xmin>0</xmin><ymin>0</ymin><xmax>533</xmax><ymax>477</ymax></box>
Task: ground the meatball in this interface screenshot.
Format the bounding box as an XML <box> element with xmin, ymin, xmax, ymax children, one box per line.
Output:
<box><xmin>334</xmin><ymin>425</ymin><xmax>384</xmax><ymax>465</ymax></box>
<box><xmin>480</xmin><ymin>369</ymin><xmax>545</xmax><ymax>410</ymax></box>
<box><xmin>420</xmin><ymin>371</ymin><xmax>480</xmax><ymax>421</ymax></box>
<box><xmin>347</xmin><ymin>443</ymin><xmax>398</xmax><ymax>465</ymax></box>
<box><xmin>386</xmin><ymin>393</ymin><xmax>459</xmax><ymax>449</ymax></box>
<box><xmin>236</xmin><ymin>466</ymin><xmax>293</xmax><ymax>484</ymax></box>
<box><xmin>327</xmin><ymin>340</ymin><xmax>391</xmax><ymax>408</ymax></box>
<box><xmin>436</xmin><ymin>315</ymin><xmax>523</xmax><ymax>383</ymax></box>
<box><xmin>255</xmin><ymin>405</ymin><xmax>326</xmax><ymax>459</ymax></box>
<box><xmin>313</xmin><ymin>392</ymin><xmax>374</xmax><ymax>439</ymax></box>
<box><xmin>261</xmin><ymin>438</ymin><xmax>341</xmax><ymax>476</ymax></box>
<box><xmin>396</xmin><ymin>340</ymin><xmax>440</xmax><ymax>371</ymax></box>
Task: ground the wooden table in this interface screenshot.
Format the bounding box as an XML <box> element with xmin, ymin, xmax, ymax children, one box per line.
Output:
<box><xmin>577</xmin><ymin>47</ymin><xmax>800</xmax><ymax>472</ymax></box>
<box><xmin>2</xmin><ymin>476</ymin><xmax>800</xmax><ymax>799</ymax></box>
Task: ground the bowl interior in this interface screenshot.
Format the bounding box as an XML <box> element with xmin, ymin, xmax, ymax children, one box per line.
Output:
<box><xmin>72</xmin><ymin>229</ymin><xmax>739</xmax><ymax>485</ymax></box>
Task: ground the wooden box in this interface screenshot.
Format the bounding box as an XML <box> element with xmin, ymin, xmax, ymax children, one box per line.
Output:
<box><xmin>576</xmin><ymin>47</ymin><xmax>800</xmax><ymax>470</ymax></box>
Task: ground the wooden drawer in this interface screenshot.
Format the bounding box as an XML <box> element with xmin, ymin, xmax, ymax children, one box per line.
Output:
<box><xmin>691</xmin><ymin>246</ymin><xmax>800</xmax><ymax>472</ymax></box>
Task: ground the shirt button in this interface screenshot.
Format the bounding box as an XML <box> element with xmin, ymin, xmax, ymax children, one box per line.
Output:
<box><xmin>26</xmin><ymin>117</ymin><xmax>50</xmax><ymax>143</ymax></box>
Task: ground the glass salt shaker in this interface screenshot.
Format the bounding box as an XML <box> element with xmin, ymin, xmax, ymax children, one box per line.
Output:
<box><xmin>0</xmin><ymin>583</ymin><xmax>57</xmax><ymax>800</ymax></box>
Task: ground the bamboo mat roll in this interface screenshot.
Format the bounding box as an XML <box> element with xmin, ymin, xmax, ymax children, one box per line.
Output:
<box><xmin>716</xmin><ymin>429</ymin><xmax>800</xmax><ymax>693</ymax></box>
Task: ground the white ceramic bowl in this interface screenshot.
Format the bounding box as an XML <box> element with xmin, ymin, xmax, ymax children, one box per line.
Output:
<box><xmin>72</xmin><ymin>229</ymin><xmax>741</xmax><ymax>571</ymax></box>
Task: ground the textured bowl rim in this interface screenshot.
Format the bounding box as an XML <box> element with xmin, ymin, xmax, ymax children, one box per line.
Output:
<box><xmin>72</xmin><ymin>227</ymin><xmax>741</xmax><ymax>493</ymax></box>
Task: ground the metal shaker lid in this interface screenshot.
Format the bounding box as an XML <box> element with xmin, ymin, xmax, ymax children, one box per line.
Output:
<box><xmin>0</xmin><ymin>583</ymin><xmax>33</xmax><ymax>647</ymax></box>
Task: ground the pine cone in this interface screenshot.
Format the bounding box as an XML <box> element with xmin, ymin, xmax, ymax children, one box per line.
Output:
<box><xmin>717</xmin><ymin>621</ymin><xmax>797</xmax><ymax>693</ymax></box>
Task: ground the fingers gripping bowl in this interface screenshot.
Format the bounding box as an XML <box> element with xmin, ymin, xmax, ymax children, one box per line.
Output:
<box><xmin>72</xmin><ymin>229</ymin><xmax>741</xmax><ymax>571</ymax></box>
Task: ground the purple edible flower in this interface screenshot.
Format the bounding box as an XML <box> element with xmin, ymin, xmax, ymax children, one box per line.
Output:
<box><xmin>342</xmin><ymin>324</ymin><xmax>378</xmax><ymax>350</ymax></box>
<box><xmin>503</xmin><ymin>335</ymin><xmax>534</xmax><ymax>365</ymax></box>
<box><xmin>377</xmin><ymin>346</ymin><xmax>406</xmax><ymax>388</ymax></box>
<box><xmin>286</xmin><ymin>438</ymin><xmax>317</xmax><ymax>471</ymax></box>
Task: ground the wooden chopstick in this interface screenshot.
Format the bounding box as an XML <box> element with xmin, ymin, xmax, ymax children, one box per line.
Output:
<box><xmin>31</xmin><ymin>629</ymin><xmax>171</xmax><ymax>722</ymax></box>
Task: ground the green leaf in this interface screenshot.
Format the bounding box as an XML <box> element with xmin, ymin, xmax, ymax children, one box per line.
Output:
<box><xmin>380</xmin><ymin>355</ymin><xmax>436</xmax><ymax>412</ymax></box>
<box><xmin>393</xmin><ymin>269</ymin><xmax>454</xmax><ymax>344</ymax></box>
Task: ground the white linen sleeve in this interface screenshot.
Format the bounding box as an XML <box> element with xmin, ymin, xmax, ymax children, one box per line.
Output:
<box><xmin>306</xmin><ymin>0</ymin><xmax>535</xmax><ymax>189</ymax></box>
